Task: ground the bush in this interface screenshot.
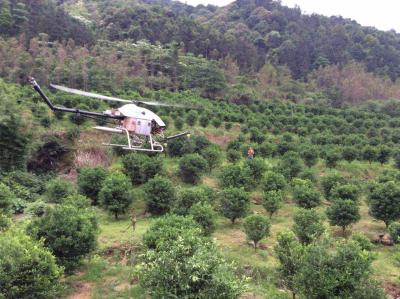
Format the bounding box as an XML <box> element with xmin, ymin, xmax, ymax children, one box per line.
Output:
<box><xmin>200</xmin><ymin>145</ymin><xmax>222</xmax><ymax>171</ymax></box>
<box><xmin>139</xmin><ymin>221</ymin><xmax>245</xmax><ymax>298</ymax></box>
<box><xmin>300</xmin><ymin>146</ymin><xmax>319</xmax><ymax>167</ymax></box>
<box><xmin>167</xmin><ymin>137</ymin><xmax>193</xmax><ymax>157</ymax></box>
<box><xmin>325</xmin><ymin>148</ymin><xmax>342</xmax><ymax>168</ymax></box>
<box><xmin>326</xmin><ymin>199</ymin><xmax>360</xmax><ymax>234</ymax></box>
<box><xmin>77</xmin><ymin>166</ymin><xmax>107</xmax><ymax>205</ymax></box>
<box><xmin>144</xmin><ymin>176</ymin><xmax>176</xmax><ymax>215</ymax></box>
<box><xmin>293</xmin><ymin>185</ymin><xmax>321</xmax><ymax>209</ymax></box>
<box><xmin>321</xmin><ymin>173</ymin><xmax>346</xmax><ymax>200</ymax></box>
<box><xmin>368</xmin><ymin>181</ymin><xmax>400</xmax><ymax>227</ymax></box>
<box><xmin>243</xmin><ymin>214</ymin><xmax>271</xmax><ymax>249</ymax></box>
<box><xmin>227</xmin><ymin>149</ymin><xmax>241</xmax><ymax>162</ymax></box>
<box><xmin>189</xmin><ymin>202</ymin><xmax>217</xmax><ymax>236</ymax></box>
<box><xmin>0</xmin><ymin>230</ymin><xmax>62</xmax><ymax>298</ymax></box>
<box><xmin>26</xmin><ymin>200</ymin><xmax>48</xmax><ymax>217</ymax></box>
<box><xmin>122</xmin><ymin>153</ymin><xmax>163</xmax><ymax>185</ymax></box>
<box><xmin>219</xmin><ymin>164</ymin><xmax>253</xmax><ymax>191</ymax></box>
<box><xmin>292</xmin><ymin>208</ymin><xmax>325</xmax><ymax>244</ymax></box>
<box><xmin>142</xmin><ymin>214</ymin><xmax>201</xmax><ymax>250</ymax></box>
<box><xmin>44</xmin><ymin>177</ymin><xmax>76</xmax><ymax>204</ymax></box>
<box><xmin>278</xmin><ymin>151</ymin><xmax>304</xmax><ymax>179</ymax></box>
<box><xmin>352</xmin><ymin>232</ymin><xmax>374</xmax><ymax>251</ymax></box>
<box><xmin>99</xmin><ymin>172</ymin><xmax>132</xmax><ymax>219</ymax></box>
<box><xmin>174</xmin><ymin>187</ymin><xmax>211</xmax><ymax>215</ymax></box>
<box><xmin>179</xmin><ymin>154</ymin><xmax>208</xmax><ymax>184</ymax></box>
<box><xmin>219</xmin><ymin>187</ymin><xmax>250</xmax><ymax>224</ymax></box>
<box><xmin>262</xmin><ymin>190</ymin><xmax>284</xmax><ymax>217</ymax></box>
<box><xmin>27</xmin><ymin>204</ymin><xmax>98</xmax><ymax>272</ymax></box>
<box><xmin>262</xmin><ymin>171</ymin><xmax>287</xmax><ymax>192</ymax></box>
<box><xmin>331</xmin><ymin>183</ymin><xmax>360</xmax><ymax>202</ymax></box>
<box><xmin>0</xmin><ymin>182</ymin><xmax>15</xmax><ymax>214</ymax></box>
<box><xmin>64</xmin><ymin>194</ymin><xmax>91</xmax><ymax>209</ymax></box>
<box><xmin>388</xmin><ymin>222</ymin><xmax>400</xmax><ymax>243</ymax></box>
<box><xmin>244</xmin><ymin>157</ymin><xmax>267</xmax><ymax>185</ymax></box>
<box><xmin>342</xmin><ymin>146</ymin><xmax>358</xmax><ymax>163</ymax></box>
<box><xmin>11</xmin><ymin>197</ymin><xmax>27</xmax><ymax>214</ymax></box>
<box><xmin>0</xmin><ymin>213</ymin><xmax>12</xmax><ymax>232</ymax></box>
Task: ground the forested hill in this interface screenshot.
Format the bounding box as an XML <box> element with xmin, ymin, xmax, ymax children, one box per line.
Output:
<box><xmin>1</xmin><ymin>0</ymin><xmax>400</xmax><ymax>105</ymax></box>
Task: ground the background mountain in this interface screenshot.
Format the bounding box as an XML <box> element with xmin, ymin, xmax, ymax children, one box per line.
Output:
<box><xmin>1</xmin><ymin>0</ymin><xmax>400</xmax><ymax>105</ymax></box>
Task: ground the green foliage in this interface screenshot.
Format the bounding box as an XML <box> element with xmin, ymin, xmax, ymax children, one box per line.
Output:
<box><xmin>122</xmin><ymin>153</ymin><xmax>163</xmax><ymax>185</ymax></box>
<box><xmin>324</xmin><ymin>148</ymin><xmax>342</xmax><ymax>168</ymax></box>
<box><xmin>27</xmin><ymin>204</ymin><xmax>98</xmax><ymax>273</ymax></box>
<box><xmin>189</xmin><ymin>202</ymin><xmax>217</xmax><ymax>236</ymax></box>
<box><xmin>64</xmin><ymin>194</ymin><xmax>91</xmax><ymax>209</ymax></box>
<box><xmin>274</xmin><ymin>231</ymin><xmax>303</xmax><ymax>298</ymax></box>
<box><xmin>300</xmin><ymin>145</ymin><xmax>319</xmax><ymax>167</ymax></box>
<box><xmin>26</xmin><ymin>200</ymin><xmax>48</xmax><ymax>217</ymax></box>
<box><xmin>321</xmin><ymin>173</ymin><xmax>346</xmax><ymax>200</ymax></box>
<box><xmin>99</xmin><ymin>172</ymin><xmax>132</xmax><ymax>219</ymax></box>
<box><xmin>219</xmin><ymin>164</ymin><xmax>252</xmax><ymax>191</ymax></box>
<box><xmin>77</xmin><ymin>166</ymin><xmax>108</xmax><ymax>205</ymax></box>
<box><xmin>342</xmin><ymin>146</ymin><xmax>358</xmax><ymax>163</ymax></box>
<box><xmin>294</xmin><ymin>240</ymin><xmax>376</xmax><ymax>299</ymax></box>
<box><xmin>351</xmin><ymin>232</ymin><xmax>374</xmax><ymax>251</ymax></box>
<box><xmin>244</xmin><ymin>157</ymin><xmax>267</xmax><ymax>185</ymax></box>
<box><xmin>262</xmin><ymin>171</ymin><xmax>287</xmax><ymax>192</ymax></box>
<box><xmin>219</xmin><ymin>187</ymin><xmax>250</xmax><ymax>224</ymax></box>
<box><xmin>278</xmin><ymin>151</ymin><xmax>304</xmax><ymax>179</ymax></box>
<box><xmin>376</xmin><ymin>145</ymin><xmax>391</xmax><ymax>165</ymax></box>
<box><xmin>362</xmin><ymin>145</ymin><xmax>378</xmax><ymax>163</ymax></box>
<box><xmin>179</xmin><ymin>154</ymin><xmax>208</xmax><ymax>184</ymax></box>
<box><xmin>292</xmin><ymin>184</ymin><xmax>321</xmax><ymax>209</ymax></box>
<box><xmin>243</xmin><ymin>214</ymin><xmax>271</xmax><ymax>249</ymax></box>
<box><xmin>0</xmin><ymin>230</ymin><xmax>62</xmax><ymax>298</ymax></box>
<box><xmin>44</xmin><ymin>177</ymin><xmax>75</xmax><ymax>204</ymax></box>
<box><xmin>174</xmin><ymin>186</ymin><xmax>211</xmax><ymax>215</ymax></box>
<box><xmin>139</xmin><ymin>223</ymin><xmax>244</xmax><ymax>298</ymax></box>
<box><xmin>226</xmin><ymin>149</ymin><xmax>241</xmax><ymax>162</ymax></box>
<box><xmin>368</xmin><ymin>181</ymin><xmax>400</xmax><ymax>227</ymax></box>
<box><xmin>11</xmin><ymin>197</ymin><xmax>27</xmax><ymax>214</ymax></box>
<box><xmin>0</xmin><ymin>213</ymin><xmax>12</xmax><ymax>232</ymax></box>
<box><xmin>262</xmin><ymin>190</ymin><xmax>283</xmax><ymax>217</ymax></box>
<box><xmin>0</xmin><ymin>182</ymin><xmax>14</xmax><ymax>214</ymax></box>
<box><xmin>388</xmin><ymin>222</ymin><xmax>400</xmax><ymax>243</ymax></box>
<box><xmin>200</xmin><ymin>145</ymin><xmax>222</xmax><ymax>171</ymax></box>
<box><xmin>144</xmin><ymin>175</ymin><xmax>176</xmax><ymax>215</ymax></box>
<box><xmin>331</xmin><ymin>183</ymin><xmax>360</xmax><ymax>202</ymax></box>
<box><xmin>326</xmin><ymin>199</ymin><xmax>360</xmax><ymax>233</ymax></box>
<box><xmin>292</xmin><ymin>208</ymin><xmax>325</xmax><ymax>244</ymax></box>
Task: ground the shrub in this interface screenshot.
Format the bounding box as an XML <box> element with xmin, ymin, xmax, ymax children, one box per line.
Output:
<box><xmin>0</xmin><ymin>230</ymin><xmax>62</xmax><ymax>298</ymax></box>
<box><xmin>325</xmin><ymin>148</ymin><xmax>342</xmax><ymax>168</ymax></box>
<box><xmin>64</xmin><ymin>194</ymin><xmax>91</xmax><ymax>209</ymax></box>
<box><xmin>376</xmin><ymin>145</ymin><xmax>391</xmax><ymax>165</ymax></box>
<box><xmin>179</xmin><ymin>154</ymin><xmax>208</xmax><ymax>184</ymax></box>
<box><xmin>174</xmin><ymin>187</ymin><xmax>210</xmax><ymax>215</ymax></box>
<box><xmin>144</xmin><ymin>176</ymin><xmax>176</xmax><ymax>215</ymax></box>
<box><xmin>200</xmin><ymin>145</ymin><xmax>222</xmax><ymax>171</ymax></box>
<box><xmin>293</xmin><ymin>185</ymin><xmax>321</xmax><ymax>209</ymax></box>
<box><xmin>0</xmin><ymin>213</ymin><xmax>12</xmax><ymax>232</ymax></box>
<box><xmin>362</xmin><ymin>146</ymin><xmax>378</xmax><ymax>164</ymax></box>
<box><xmin>122</xmin><ymin>153</ymin><xmax>163</xmax><ymax>185</ymax></box>
<box><xmin>219</xmin><ymin>165</ymin><xmax>252</xmax><ymax>191</ymax></box>
<box><xmin>321</xmin><ymin>173</ymin><xmax>346</xmax><ymax>200</ymax></box>
<box><xmin>0</xmin><ymin>182</ymin><xmax>15</xmax><ymax>214</ymax></box>
<box><xmin>77</xmin><ymin>166</ymin><xmax>107</xmax><ymax>205</ymax></box>
<box><xmin>300</xmin><ymin>146</ymin><xmax>319</xmax><ymax>167</ymax></box>
<box><xmin>26</xmin><ymin>200</ymin><xmax>48</xmax><ymax>217</ymax></box>
<box><xmin>352</xmin><ymin>232</ymin><xmax>374</xmax><ymax>251</ymax></box>
<box><xmin>331</xmin><ymin>183</ymin><xmax>360</xmax><ymax>202</ymax></box>
<box><xmin>186</xmin><ymin>111</ymin><xmax>198</xmax><ymax>126</ymax></box>
<box><xmin>262</xmin><ymin>171</ymin><xmax>287</xmax><ymax>192</ymax></box>
<box><xmin>189</xmin><ymin>202</ymin><xmax>217</xmax><ymax>236</ymax></box>
<box><xmin>292</xmin><ymin>208</ymin><xmax>325</xmax><ymax>244</ymax></box>
<box><xmin>388</xmin><ymin>222</ymin><xmax>400</xmax><ymax>243</ymax></box>
<box><xmin>244</xmin><ymin>157</ymin><xmax>267</xmax><ymax>185</ymax></box>
<box><xmin>27</xmin><ymin>204</ymin><xmax>98</xmax><ymax>272</ymax></box>
<box><xmin>227</xmin><ymin>149</ymin><xmax>241</xmax><ymax>162</ymax></box>
<box><xmin>262</xmin><ymin>190</ymin><xmax>284</xmax><ymax>217</ymax></box>
<box><xmin>342</xmin><ymin>146</ymin><xmax>358</xmax><ymax>163</ymax></box>
<box><xmin>99</xmin><ymin>172</ymin><xmax>132</xmax><ymax>219</ymax></box>
<box><xmin>44</xmin><ymin>177</ymin><xmax>76</xmax><ymax>204</ymax></box>
<box><xmin>219</xmin><ymin>187</ymin><xmax>250</xmax><ymax>224</ymax></box>
<box><xmin>278</xmin><ymin>151</ymin><xmax>304</xmax><ymax>179</ymax></box>
<box><xmin>11</xmin><ymin>197</ymin><xmax>27</xmax><ymax>214</ymax></box>
<box><xmin>139</xmin><ymin>221</ymin><xmax>245</xmax><ymax>298</ymax></box>
<box><xmin>326</xmin><ymin>199</ymin><xmax>360</xmax><ymax>234</ymax></box>
<box><xmin>368</xmin><ymin>181</ymin><xmax>400</xmax><ymax>227</ymax></box>
<box><xmin>243</xmin><ymin>214</ymin><xmax>271</xmax><ymax>249</ymax></box>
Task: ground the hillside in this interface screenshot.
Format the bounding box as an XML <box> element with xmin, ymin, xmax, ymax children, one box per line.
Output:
<box><xmin>0</xmin><ymin>1</ymin><xmax>400</xmax><ymax>299</ymax></box>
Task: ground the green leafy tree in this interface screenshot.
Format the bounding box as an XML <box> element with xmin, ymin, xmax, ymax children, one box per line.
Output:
<box><xmin>27</xmin><ymin>204</ymin><xmax>98</xmax><ymax>272</ymax></box>
<box><xmin>321</xmin><ymin>173</ymin><xmax>346</xmax><ymax>200</ymax></box>
<box><xmin>352</xmin><ymin>232</ymin><xmax>374</xmax><ymax>251</ymax></box>
<box><xmin>122</xmin><ymin>153</ymin><xmax>163</xmax><ymax>185</ymax></box>
<box><xmin>274</xmin><ymin>231</ymin><xmax>304</xmax><ymax>299</ymax></box>
<box><xmin>292</xmin><ymin>208</ymin><xmax>325</xmax><ymax>244</ymax></box>
<box><xmin>99</xmin><ymin>172</ymin><xmax>132</xmax><ymax>219</ymax></box>
<box><xmin>0</xmin><ymin>182</ymin><xmax>15</xmax><ymax>215</ymax></box>
<box><xmin>219</xmin><ymin>187</ymin><xmax>250</xmax><ymax>224</ymax></box>
<box><xmin>342</xmin><ymin>146</ymin><xmax>358</xmax><ymax>163</ymax></box>
<box><xmin>201</xmin><ymin>145</ymin><xmax>222</xmax><ymax>171</ymax></box>
<box><xmin>262</xmin><ymin>190</ymin><xmax>283</xmax><ymax>217</ymax></box>
<box><xmin>326</xmin><ymin>199</ymin><xmax>360</xmax><ymax>234</ymax></box>
<box><xmin>376</xmin><ymin>145</ymin><xmax>391</xmax><ymax>165</ymax></box>
<box><xmin>244</xmin><ymin>157</ymin><xmax>267</xmax><ymax>185</ymax></box>
<box><xmin>77</xmin><ymin>166</ymin><xmax>107</xmax><ymax>205</ymax></box>
<box><xmin>262</xmin><ymin>171</ymin><xmax>287</xmax><ymax>192</ymax></box>
<box><xmin>293</xmin><ymin>184</ymin><xmax>321</xmax><ymax>209</ymax></box>
<box><xmin>144</xmin><ymin>175</ymin><xmax>176</xmax><ymax>215</ymax></box>
<box><xmin>368</xmin><ymin>181</ymin><xmax>400</xmax><ymax>227</ymax></box>
<box><xmin>243</xmin><ymin>214</ymin><xmax>271</xmax><ymax>249</ymax></box>
<box><xmin>362</xmin><ymin>146</ymin><xmax>378</xmax><ymax>164</ymax></box>
<box><xmin>0</xmin><ymin>230</ymin><xmax>63</xmax><ymax>298</ymax></box>
<box><xmin>219</xmin><ymin>164</ymin><xmax>252</xmax><ymax>191</ymax></box>
<box><xmin>179</xmin><ymin>154</ymin><xmax>208</xmax><ymax>184</ymax></box>
<box><xmin>278</xmin><ymin>151</ymin><xmax>304</xmax><ymax>179</ymax></box>
<box><xmin>186</xmin><ymin>111</ymin><xmax>198</xmax><ymax>126</ymax></box>
<box><xmin>44</xmin><ymin>177</ymin><xmax>76</xmax><ymax>204</ymax></box>
<box><xmin>388</xmin><ymin>222</ymin><xmax>400</xmax><ymax>243</ymax></box>
<box><xmin>227</xmin><ymin>149</ymin><xmax>241</xmax><ymax>162</ymax></box>
<box><xmin>189</xmin><ymin>202</ymin><xmax>217</xmax><ymax>236</ymax></box>
<box><xmin>331</xmin><ymin>183</ymin><xmax>360</xmax><ymax>202</ymax></box>
<box><xmin>300</xmin><ymin>146</ymin><xmax>319</xmax><ymax>167</ymax></box>
<box><xmin>174</xmin><ymin>186</ymin><xmax>210</xmax><ymax>215</ymax></box>
<box><xmin>325</xmin><ymin>148</ymin><xmax>342</xmax><ymax>168</ymax></box>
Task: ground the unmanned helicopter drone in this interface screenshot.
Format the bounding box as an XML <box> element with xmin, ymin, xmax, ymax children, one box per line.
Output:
<box><xmin>28</xmin><ymin>77</ymin><xmax>189</xmax><ymax>153</ymax></box>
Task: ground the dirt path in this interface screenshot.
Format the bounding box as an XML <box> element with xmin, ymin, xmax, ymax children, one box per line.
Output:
<box><xmin>67</xmin><ymin>282</ymin><xmax>93</xmax><ymax>299</ymax></box>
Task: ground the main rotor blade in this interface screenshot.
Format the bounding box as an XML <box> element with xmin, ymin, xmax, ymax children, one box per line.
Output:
<box><xmin>136</xmin><ymin>101</ymin><xmax>186</xmax><ymax>108</ymax></box>
<box><xmin>50</xmin><ymin>84</ymin><xmax>132</xmax><ymax>103</ymax></box>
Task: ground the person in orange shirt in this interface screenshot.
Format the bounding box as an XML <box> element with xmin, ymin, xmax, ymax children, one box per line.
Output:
<box><xmin>247</xmin><ymin>147</ymin><xmax>254</xmax><ymax>159</ymax></box>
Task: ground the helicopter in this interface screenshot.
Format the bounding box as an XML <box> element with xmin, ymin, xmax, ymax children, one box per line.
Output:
<box><xmin>28</xmin><ymin>77</ymin><xmax>189</xmax><ymax>153</ymax></box>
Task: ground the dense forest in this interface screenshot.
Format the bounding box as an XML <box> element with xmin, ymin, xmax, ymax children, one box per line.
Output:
<box><xmin>1</xmin><ymin>0</ymin><xmax>400</xmax><ymax>298</ymax></box>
